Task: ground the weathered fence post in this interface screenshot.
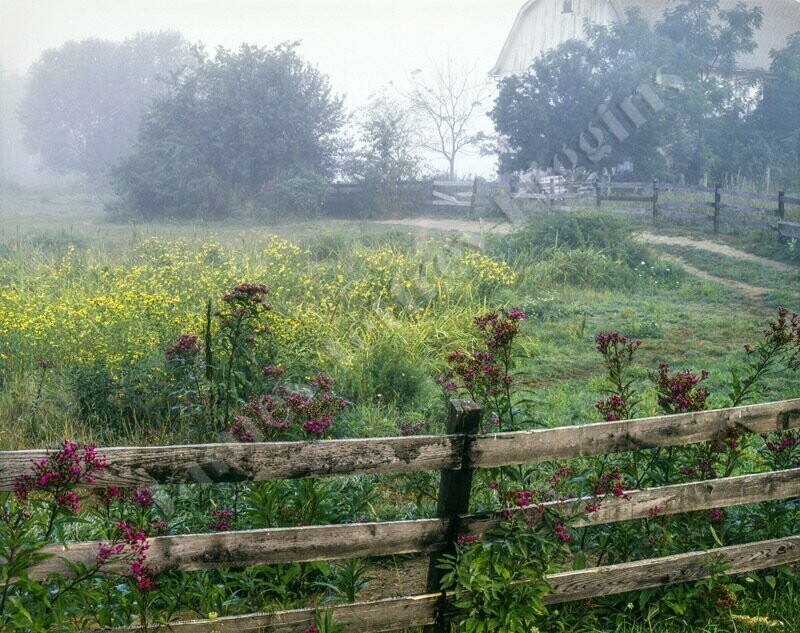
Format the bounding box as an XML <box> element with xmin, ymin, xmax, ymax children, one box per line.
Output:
<box><xmin>470</xmin><ymin>177</ymin><xmax>479</xmax><ymax>218</ymax></box>
<box><xmin>778</xmin><ymin>191</ymin><xmax>786</xmax><ymax>243</ymax></box>
<box><xmin>549</xmin><ymin>178</ymin><xmax>555</xmax><ymax>212</ymax></box>
<box><xmin>424</xmin><ymin>399</ymin><xmax>482</xmax><ymax>633</ymax></box>
<box><xmin>594</xmin><ymin>178</ymin><xmax>601</xmax><ymax>210</ymax></box>
<box><xmin>652</xmin><ymin>179</ymin><xmax>659</xmax><ymax>225</ymax></box>
<box><xmin>713</xmin><ymin>183</ymin><xmax>721</xmax><ymax>234</ymax></box>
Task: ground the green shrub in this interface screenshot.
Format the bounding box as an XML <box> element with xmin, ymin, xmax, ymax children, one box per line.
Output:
<box><xmin>70</xmin><ymin>358</ymin><xmax>169</xmax><ymax>435</ymax></box>
<box><xmin>334</xmin><ymin>338</ymin><xmax>432</xmax><ymax>409</ymax></box>
<box><xmin>256</xmin><ymin>170</ymin><xmax>329</xmax><ymax>219</ymax></box>
<box><xmin>488</xmin><ymin>212</ymin><xmax>652</xmax><ymax>269</ymax></box>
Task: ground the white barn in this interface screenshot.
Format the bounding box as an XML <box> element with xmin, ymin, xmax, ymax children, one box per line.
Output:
<box><xmin>490</xmin><ymin>0</ymin><xmax>800</xmax><ymax>76</ymax></box>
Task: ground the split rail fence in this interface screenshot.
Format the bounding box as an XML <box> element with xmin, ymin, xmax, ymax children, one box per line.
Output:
<box><xmin>511</xmin><ymin>180</ymin><xmax>800</xmax><ymax>242</ymax></box>
<box><xmin>2</xmin><ymin>398</ymin><xmax>800</xmax><ymax>632</ymax></box>
<box><xmin>327</xmin><ymin>178</ymin><xmax>800</xmax><ymax>242</ymax></box>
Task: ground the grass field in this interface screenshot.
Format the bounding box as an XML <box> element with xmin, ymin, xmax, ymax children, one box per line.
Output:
<box><xmin>1</xmin><ymin>187</ymin><xmax>799</xmax><ymax>632</ymax></box>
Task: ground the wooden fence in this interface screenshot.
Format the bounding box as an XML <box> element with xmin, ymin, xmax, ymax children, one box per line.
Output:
<box><xmin>506</xmin><ymin>179</ymin><xmax>800</xmax><ymax>242</ymax></box>
<box><xmin>326</xmin><ymin>178</ymin><xmax>800</xmax><ymax>242</ymax></box>
<box><xmin>2</xmin><ymin>398</ymin><xmax>800</xmax><ymax>632</ymax></box>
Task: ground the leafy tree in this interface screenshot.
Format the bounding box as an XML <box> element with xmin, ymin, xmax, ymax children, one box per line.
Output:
<box><xmin>19</xmin><ymin>32</ymin><xmax>191</xmax><ymax>177</ymax></box>
<box><xmin>407</xmin><ymin>60</ymin><xmax>488</xmax><ymax>179</ymax></box>
<box><xmin>757</xmin><ymin>33</ymin><xmax>800</xmax><ymax>144</ymax></box>
<box><xmin>655</xmin><ymin>0</ymin><xmax>763</xmax><ymax>179</ymax></box>
<box><xmin>111</xmin><ymin>43</ymin><xmax>344</xmax><ymax>219</ymax></box>
<box><xmin>490</xmin><ymin>40</ymin><xmax>599</xmax><ymax>174</ymax></box>
<box><xmin>753</xmin><ymin>32</ymin><xmax>800</xmax><ymax>190</ymax></box>
<box><xmin>490</xmin><ymin>1</ymin><xmax>766</xmax><ymax>183</ymax></box>
<box><xmin>345</xmin><ymin>91</ymin><xmax>425</xmax><ymax>183</ymax></box>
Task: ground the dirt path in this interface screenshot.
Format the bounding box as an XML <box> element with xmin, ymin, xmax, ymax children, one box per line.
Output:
<box><xmin>654</xmin><ymin>254</ymin><xmax>773</xmax><ymax>301</ymax></box>
<box><xmin>375</xmin><ymin>217</ymin><xmax>797</xmax><ymax>301</ymax></box>
<box><xmin>634</xmin><ymin>231</ymin><xmax>798</xmax><ymax>273</ymax></box>
<box><xmin>376</xmin><ymin>218</ymin><xmax>513</xmax><ymax>234</ymax></box>
<box><xmin>634</xmin><ymin>231</ymin><xmax>799</xmax><ymax>302</ymax></box>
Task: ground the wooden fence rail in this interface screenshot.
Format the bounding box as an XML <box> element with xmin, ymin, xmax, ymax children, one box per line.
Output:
<box><xmin>503</xmin><ymin>178</ymin><xmax>799</xmax><ymax>242</ymax></box>
<box><xmin>2</xmin><ymin>398</ymin><xmax>800</xmax><ymax>632</ymax></box>
<box><xmin>324</xmin><ymin>178</ymin><xmax>799</xmax><ymax>243</ymax></box>
<box><xmin>523</xmin><ymin>179</ymin><xmax>800</xmax><ymax>243</ymax></box>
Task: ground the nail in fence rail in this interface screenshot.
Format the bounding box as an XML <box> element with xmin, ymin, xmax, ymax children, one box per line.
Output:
<box><xmin>3</xmin><ymin>398</ymin><xmax>800</xmax><ymax>632</ymax></box>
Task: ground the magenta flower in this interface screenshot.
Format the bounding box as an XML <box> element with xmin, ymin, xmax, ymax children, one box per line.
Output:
<box><xmin>13</xmin><ymin>440</ymin><xmax>106</xmax><ymax>512</ymax></box>
<box><xmin>210</xmin><ymin>508</ymin><xmax>236</xmax><ymax>532</ymax></box>
<box><xmin>131</xmin><ymin>487</ymin><xmax>155</xmax><ymax>508</ymax></box>
<box><xmin>554</xmin><ymin>524</ymin><xmax>571</xmax><ymax>542</ymax></box>
<box><xmin>653</xmin><ymin>362</ymin><xmax>709</xmax><ymax>414</ymax></box>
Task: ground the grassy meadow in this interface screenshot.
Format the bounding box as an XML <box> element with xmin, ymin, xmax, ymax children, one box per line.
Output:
<box><xmin>2</xmin><ymin>188</ymin><xmax>798</xmax><ymax>450</ymax></box>
<box><xmin>1</xmin><ymin>187</ymin><xmax>799</xmax><ymax>632</ymax></box>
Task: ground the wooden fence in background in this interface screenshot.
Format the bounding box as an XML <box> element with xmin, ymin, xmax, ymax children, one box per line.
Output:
<box><xmin>327</xmin><ymin>178</ymin><xmax>800</xmax><ymax>242</ymax></box>
<box><xmin>2</xmin><ymin>398</ymin><xmax>800</xmax><ymax>632</ymax></box>
<box><xmin>586</xmin><ymin>181</ymin><xmax>800</xmax><ymax>241</ymax></box>
<box><xmin>512</xmin><ymin>179</ymin><xmax>800</xmax><ymax>241</ymax></box>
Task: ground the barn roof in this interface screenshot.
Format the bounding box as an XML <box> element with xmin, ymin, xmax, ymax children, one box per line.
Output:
<box><xmin>491</xmin><ymin>0</ymin><xmax>800</xmax><ymax>75</ymax></box>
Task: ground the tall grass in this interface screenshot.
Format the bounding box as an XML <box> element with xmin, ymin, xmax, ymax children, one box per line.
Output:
<box><xmin>1</xmin><ymin>196</ymin><xmax>798</xmax><ymax>449</ymax></box>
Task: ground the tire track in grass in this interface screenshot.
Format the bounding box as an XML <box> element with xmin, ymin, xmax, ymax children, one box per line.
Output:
<box><xmin>634</xmin><ymin>232</ymin><xmax>800</xmax><ymax>305</ymax></box>
<box><xmin>655</xmin><ymin>253</ymin><xmax>772</xmax><ymax>301</ymax></box>
<box><xmin>635</xmin><ymin>232</ymin><xmax>798</xmax><ymax>273</ymax></box>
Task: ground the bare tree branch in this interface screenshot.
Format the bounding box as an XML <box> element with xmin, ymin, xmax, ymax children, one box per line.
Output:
<box><xmin>406</xmin><ymin>59</ymin><xmax>490</xmax><ymax>179</ymax></box>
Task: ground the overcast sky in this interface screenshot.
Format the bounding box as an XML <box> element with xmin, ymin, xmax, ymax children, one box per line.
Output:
<box><xmin>1</xmin><ymin>0</ymin><xmax>524</xmax><ymax>176</ymax></box>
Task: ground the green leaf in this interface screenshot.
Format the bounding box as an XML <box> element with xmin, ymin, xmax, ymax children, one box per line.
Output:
<box><xmin>710</xmin><ymin>524</ymin><xmax>723</xmax><ymax>547</ymax></box>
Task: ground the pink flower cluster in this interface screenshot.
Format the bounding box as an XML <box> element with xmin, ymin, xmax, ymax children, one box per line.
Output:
<box><xmin>438</xmin><ymin>308</ymin><xmax>524</xmax><ymax>407</ymax></box>
<box><xmin>595</xmin><ymin>331</ymin><xmax>641</xmax><ymax>364</ymax></box>
<box><xmin>699</xmin><ymin>458</ymin><xmax>718</xmax><ymax>480</ymax></box>
<box><xmin>210</xmin><ymin>508</ymin><xmax>236</xmax><ymax>532</ymax></box>
<box><xmin>98</xmin><ymin>521</ymin><xmax>156</xmax><ymax>591</ymax></box>
<box><xmin>13</xmin><ymin>441</ymin><xmax>106</xmax><ymax>513</ymax></box>
<box><xmin>595</xmin><ymin>393</ymin><xmax>628</xmax><ymax>421</ymax></box>
<box><xmin>230</xmin><ymin>417</ymin><xmax>257</xmax><ymax>442</ymax></box>
<box><xmin>301</xmin><ymin>414</ymin><xmax>333</xmax><ymax>437</ymax></box>
<box><xmin>131</xmin><ymin>487</ymin><xmax>155</xmax><ymax>508</ymax></box>
<box><xmin>439</xmin><ymin>350</ymin><xmax>510</xmax><ymax>400</ymax></box>
<box><xmin>593</xmin><ymin>331</ymin><xmax>641</xmax><ymax>421</ymax></box>
<box><xmin>592</xmin><ymin>469</ymin><xmax>630</xmax><ymax>500</ymax></box>
<box><xmin>515</xmin><ymin>490</ymin><xmax>536</xmax><ymax>507</ymax></box>
<box><xmin>653</xmin><ymin>362</ymin><xmax>709</xmax><ymax>414</ymax></box>
<box><xmin>224</xmin><ymin>282</ymin><xmax>270</xmax><ymax>304</ymax></box>
<box><xmin>94</xmin><ymin>486</ymin><xmax>155</xmax><ymax>509</ymax></box>
<box><xmin>398</xmin><ymin>419</ymin><xmax>428</xmax><ymax>436</ymax></box>
<box><xmin>765</xmin><ymin>432</ymin><xmax>799</xmax><ymax>453</ymax></box>
<box><xmin>545</xmin><ymin>466</ymin><xmax>574</xmax><ymax>490</ymax></box>
<box><xmin>474</xmin><ymin>307</ymin><xmax>525</xmax><ymax>350</ymax></box>
<box><xmin>585</xmin><ymin>468</ymin><xmax>630</xmax><ymax>514</ymax></box>
<box><xmin>229</xmin><ymin>372</ymin><xmax>348</xmax><ymax>441</ymax></box>
<box><xmin>456</xmin><ymin>532</ymin><xmax>477</xmax><ymax>545</ymax></box>
<box><xmin>647</xmin><ymin>504</ymin><xmax>663</xmax><ymax>519</ymax></box>
<box><xmin>218</xmin><ymin>282</ymin><xmax>272</xmax><ymax>325</ymax></box>
<box><xmin>164</xmin><ymin>333</ymin><xmax>202</xmax><ymax>361</ymax></box>
<box><xmin>95</xmin><ymin>486</ymin><xmax>126</xmax><ymax>506</ymax></box>
<box><xmin>764</xmin><ymin>306</ymin><xmax>800</xmax><ymax>348</ymax></box>
<box><xmin>554</xmin><ymin>524</ymin><xmax>571</xmax><ymax>542</ymax></box>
